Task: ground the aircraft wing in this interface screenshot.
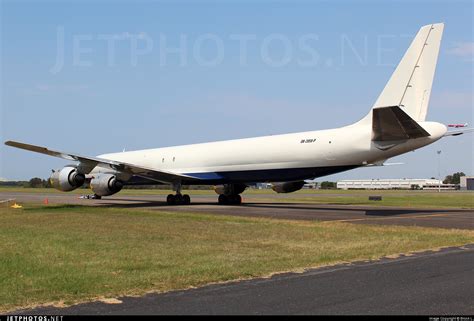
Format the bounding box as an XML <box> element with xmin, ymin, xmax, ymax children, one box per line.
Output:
<box><xmin>443</xmin><ymin>128</ymin><xmax>474</xmax><ymax>137</ymax></box>
<box><xmin>4</xmin><ymin>141</ymin><xmax>199</xmax><ymax>184</ymax></box>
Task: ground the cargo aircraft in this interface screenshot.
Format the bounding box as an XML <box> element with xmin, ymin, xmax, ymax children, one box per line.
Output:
<box><xmin>5</xmin><ymin>23</ymin><xmax>473</xmax><ymax>205</ymax></box>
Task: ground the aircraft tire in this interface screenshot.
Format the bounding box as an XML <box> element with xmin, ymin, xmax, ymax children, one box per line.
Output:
<box><xmin>166</xmin><ymin>194</ymin><xmax>175</xmax><ymax>205</ymax></box>
<box><xmin>218</xmin><ymin>194</ymin><xmax>227</xmax><ymax>205</ymax></box>
<box><xmin>182</xmin><ymin>194</ymin><xmax>191</xmax><ymax>205</ymax></box>
<box><xmin>218</xmin><ymin>194</ymin><xmax>242</xmax><ymax>205</ymax></box>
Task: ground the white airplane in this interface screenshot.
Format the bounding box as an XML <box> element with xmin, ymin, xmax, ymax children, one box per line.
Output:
<box><xmin>5</xmin><ymin>23</ymin><xmax>473</xmax><ymax>205</ymax></box>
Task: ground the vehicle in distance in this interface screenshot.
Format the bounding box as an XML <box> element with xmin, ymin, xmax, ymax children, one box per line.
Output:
<box><xmin>5</xmin><ymin>23</ymin><xmax>473</xmax><ymax>205</ymax></box>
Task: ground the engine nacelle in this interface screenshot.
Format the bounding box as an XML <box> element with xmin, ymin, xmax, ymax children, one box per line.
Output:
<box><xmin>50</xmin><ymin>166</ymin><xmax>86</xmax><ymax>192</ymax></box>
<box><xmin>90</xmin><ymin>174</ymin><xmax>123</xmax><ymax>197</ymax></box>
<box><xmin>271</xmin><ymin>181</ymin><xmax>305</xmax><ymax>193</ymax></box>
<box><xmin>214</xmin><ymin>183</ymin><xmax>247</xmax><ymax>195</ymax></box>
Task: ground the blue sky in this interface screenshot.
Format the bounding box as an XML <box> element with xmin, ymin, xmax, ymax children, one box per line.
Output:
<box><xmin>1</xmin><ymin>0</ymin><xmax>473</xmax><ymax>181</ymax></box>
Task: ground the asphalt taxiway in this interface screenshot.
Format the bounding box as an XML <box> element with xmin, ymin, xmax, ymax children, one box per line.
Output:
<box><xmin>1</xmin><ymin>191</ymin><xmax>473</xmax><ymax>230</ymax></box>
<box><xmin>15</xmin><ymin>245</ymin><xmax>474</xmax><ymax>315</ymax></box>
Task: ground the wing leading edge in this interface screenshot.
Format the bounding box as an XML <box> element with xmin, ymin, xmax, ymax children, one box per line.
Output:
<box><xmin>4</xmin><ymin>141</ymin><xmax>199</xmax><ymax>184</ymax></box>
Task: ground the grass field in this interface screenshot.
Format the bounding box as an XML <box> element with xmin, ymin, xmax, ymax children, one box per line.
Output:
<box><xmin>1</xmin><ymin>203</ymin><xmax>473</xmax><ymax>312</ymax></box>
<box><xmin>1</xmin><ymin>186</ymin><xmax>473</xmax><ymax>209</ymax></box>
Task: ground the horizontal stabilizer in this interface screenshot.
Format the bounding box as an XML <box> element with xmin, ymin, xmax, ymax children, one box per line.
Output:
<box><xmin>372</xmin><ymin>106</ymin><xmax>430</xmax><ymax>141</ymax></box>
<box><xmin>365</xmin><ymin>162</ymin><xmax>404</xmax><ymax>167</ymax></box>
<box><xmin>443</xmin><ymin>128</ymin><xmax>474</xmax><ymax>137</ymax></box>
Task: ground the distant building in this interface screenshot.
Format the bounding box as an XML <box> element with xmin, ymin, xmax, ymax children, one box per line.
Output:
<box><xmin>255</xmin><ymin>183</ymin><xmax>272</xmax><ymax>189</ymax></box>
<box><xmin>460</xmin><ymin>176</ymin><xmax>474</xmax><ymax>191</ymax></box>
<box><xmin>303</xmin><ymin>182</ymin><xmax>317</xmax><ymax>189</ymax></box>
<box><xmin>337</xmin><ymin>178</ymin><xmax>457</xmax><ymax>190</ymax></box>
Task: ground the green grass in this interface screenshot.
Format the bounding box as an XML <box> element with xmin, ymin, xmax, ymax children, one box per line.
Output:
<box><xmin>1</xmin><ymin>204</ymin><xmax>473</xmax><ymax>312</ymax></box>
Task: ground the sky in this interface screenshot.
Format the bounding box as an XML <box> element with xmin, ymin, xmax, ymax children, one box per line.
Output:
<box><xmin>0</xmin><ymin>0</ymin><xmax>473</xmax><ymax>182</ymax></box>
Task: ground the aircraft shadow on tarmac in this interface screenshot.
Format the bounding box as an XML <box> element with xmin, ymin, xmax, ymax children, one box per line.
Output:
<box><xmin>242</xmin><ymin>203</ymin><xmax>463</xmax><ymax>216</ymax></box>
<box><xmin>97</xmin><ymin>199</ymin><xmax>465</xmax><ymax>217</ymax></box>
<box><xmin>238</xmin><ymin>203</ymin><xmax>465</xmax><ymax>216</ymax></box>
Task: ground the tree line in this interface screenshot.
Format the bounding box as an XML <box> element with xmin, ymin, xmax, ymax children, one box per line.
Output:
<box><xmin>0</xmin><ymin>172</ymin><xmax>468</xmax><ymax>189</ymax></box>
<box><xmin>442</xmin><ymin>172</ymin><xmax>465</xmax><ymax>185</ymax></box>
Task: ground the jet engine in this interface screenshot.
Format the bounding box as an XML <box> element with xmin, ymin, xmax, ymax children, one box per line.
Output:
<box><xmin>271</xmin><ymin>181</ymin><xmax>305</xmax><ymax>193</ymax></box>
<box><xmin>90</xmin><ymin>174</ymin><xmax>123</xmax><ymax>197</ymax></box>
<box><xmin>50</xmin><ymin>166</ymin><xmax>86</xmax><ymax>192</ymax></box>
<box><xmin>214</xmin><ymin>183</ymin><xmax>247</xmax><ymax>195</ymax></box>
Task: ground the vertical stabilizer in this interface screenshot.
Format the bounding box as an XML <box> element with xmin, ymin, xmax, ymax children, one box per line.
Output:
<box><xmin>372</xmin><ymin>23</ymin><xmax>444</xmax><ymax>121</ymax></box>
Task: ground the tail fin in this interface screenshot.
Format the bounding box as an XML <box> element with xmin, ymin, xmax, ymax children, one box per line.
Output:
<box><xmin>372</xmin><ymin>23</ymin><xmax>444</xmax><ymax>121</ymax></box>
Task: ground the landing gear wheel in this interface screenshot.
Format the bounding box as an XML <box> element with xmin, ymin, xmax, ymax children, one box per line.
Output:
<box><xmin>167</xmin><ymin>194</ymin><xmax>175</xmax><ymax>205</ymax></box>
<box><xmin>233</xmin><ymin>194</ymin><xmax>242</xmax><ymax>205</ymax></box>
<box><xmin>218</xmin><ymin>194</ymin><xmax>242</xmax><ymax>205</ymax></box>
<box><xmin>182</xmin><ymin>194</ymin><xmax>191</xmax><ymax>205</ymax></box>
<box><xmin>218</xmin><ymin>194</ymin><xmax>228</xmax><ymax>205</ymax></box>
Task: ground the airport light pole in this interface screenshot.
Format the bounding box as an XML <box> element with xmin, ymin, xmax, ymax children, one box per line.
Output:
<box><xmin>437</xmin><ymin>150</ymin><xmax>442</xmax><ymax>192</ymax></box>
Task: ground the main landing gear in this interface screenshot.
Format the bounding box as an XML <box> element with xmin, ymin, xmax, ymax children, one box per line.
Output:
<box><xmin>166</xmin><ymin>193</ymin><xmax>191</xmax><ymax>205</ymax></box>
<box><xmin>166</xmin><ymin>182</ymin><xmax>191</xmax><ymax>205</ymax></box>
<box><xmin>214</xmin><ymin>183</ymin><xmax>246</xmax><ymax>205</ymax></box>
<box><xmin>218</xmin><ymin>194</ymin><xmax>242</xmax><ymax>205</ymax></box>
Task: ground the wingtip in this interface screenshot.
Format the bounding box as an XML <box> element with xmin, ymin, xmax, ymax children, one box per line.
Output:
<box><xmin>4</xmin><ymin>141</ymin><xmax>25</xmax><ymax>148</ymax></box>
